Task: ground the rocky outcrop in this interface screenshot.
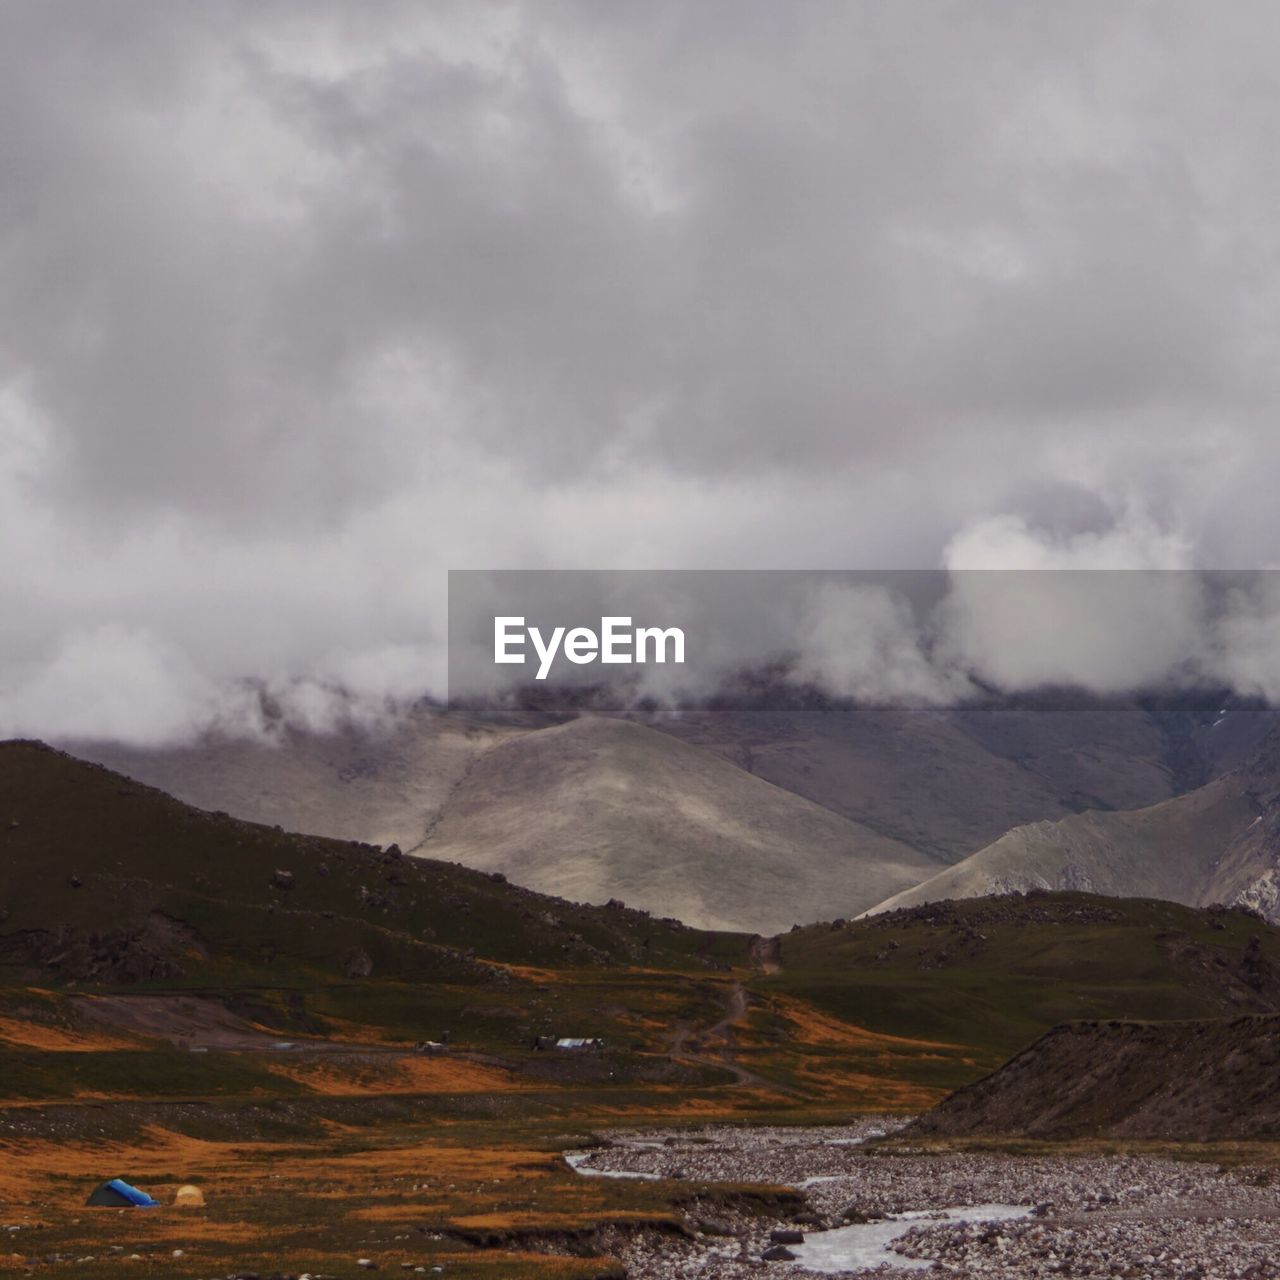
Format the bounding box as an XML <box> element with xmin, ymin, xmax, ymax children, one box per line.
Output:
<box><xmin>0</xmin><ymin>917</ymin><xmax>193</xmax><ymax>983</ymax></box>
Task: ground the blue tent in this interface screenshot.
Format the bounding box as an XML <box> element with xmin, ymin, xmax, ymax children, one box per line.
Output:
<box><xmin>85</xmin><ymin>1178</ymin><xmax>158</xmax><ymax>1208</ymax></box>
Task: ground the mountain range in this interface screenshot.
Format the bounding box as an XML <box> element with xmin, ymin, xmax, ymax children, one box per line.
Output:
<box><xmin>69</xmin><ymin>693</ymin><xmax>1280</xmax><ymax>931</ymax></box>
<box><xmin>5</xmin><ymin>736</ymin><xmax>1280</xmax><ymax>1082</ymax></box>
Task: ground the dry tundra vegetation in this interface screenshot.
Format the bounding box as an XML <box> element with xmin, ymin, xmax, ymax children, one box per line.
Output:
<box><xmin>5</xmin><ymin>742</ymin><xmax>1280</xmax><ymax>1276</ymax></box>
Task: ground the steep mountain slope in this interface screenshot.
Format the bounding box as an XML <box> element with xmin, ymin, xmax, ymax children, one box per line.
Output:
<box><xmin>650</xmin><ymin>703</ymin><xmax>1191</xmax><ymax>861</ymax></box>
<box><xmin>868</xmin><ymin>725</ymin><xmax>1280</xmax><ymax>920</ymax></box>
<box><xmin>868</xmin><ymin>777</ymin><xmax>1261</xmax><ymax>915</ymax></box>
<box><xmin>1201</xmin><ymin>730</ymin><xmax>1280</xmax><ymax>916</ymax></box>
<box><xmin>75</xmin><ymin>706</ymin><xmax>527</xmax><ymax>849</ymax></box>
<box><xmin>415</xmin><ymin>716</ymin><xmax>943</xmax><ymax>933</ymax></box>
<box><xmin>910</xmin><ymin>1015</ymin><xmax>1280</xmax><ymax>1140</ymax></box>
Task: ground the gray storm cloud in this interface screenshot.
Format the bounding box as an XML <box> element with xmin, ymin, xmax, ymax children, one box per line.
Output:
<box><xmin>3</xmin><ymin>1</ymin><xmax>1280</xmax><ymax>742</ymax></box>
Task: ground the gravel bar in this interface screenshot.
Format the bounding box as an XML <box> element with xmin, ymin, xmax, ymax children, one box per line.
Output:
<box><xmin>567</xmin><ymin>1121</ymin><xmax>1280</xmax><ymax>1278</ymax></box>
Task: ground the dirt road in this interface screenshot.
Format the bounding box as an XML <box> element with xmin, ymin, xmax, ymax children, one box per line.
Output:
<box><xmin>669</xmin><ymin>981</ymin><xmax>795</xmax><ymax>1093</ymax></box>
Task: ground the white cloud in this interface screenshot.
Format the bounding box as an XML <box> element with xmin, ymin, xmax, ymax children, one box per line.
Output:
<box><xmin>0</xmin><ymin>625</ymin><xmax>259</xmax><ymax>747</ymax></box>
<box><xmin>3</xmin><ymin>3</ymin><xmax>1280</xmax><ymax>740</ymax></box>
<box><xmin>937</xmin><ymin>504</ymin><xmax>1207</xmax><ymax>693</ymax></box>
<box><xmin>794</xmin><ymin>582</ymin><xmax>970</xmax><ymax>705</ymax></box>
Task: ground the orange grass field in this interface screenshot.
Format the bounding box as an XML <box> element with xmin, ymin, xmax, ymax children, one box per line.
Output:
<box><xmin>0</xmin><ymin>969</ymin><xmax>950</xmax><ymax>1278</ymax></box>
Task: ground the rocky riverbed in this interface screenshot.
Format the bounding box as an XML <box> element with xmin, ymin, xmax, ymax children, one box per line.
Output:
<box><xmin>567</xmin><ymin>1121</ymin><xmax>1280</xmax><ymax>1277</ymax></box>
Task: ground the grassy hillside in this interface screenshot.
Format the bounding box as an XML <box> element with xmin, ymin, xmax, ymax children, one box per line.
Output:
<box><xmin>0</xmin><ymin>739</ymin><xmax>757</xmax><ymax>1072</ymax></box>
<box><xmin>765</xmin><ymin>892</ymin><xmax>1280</xmax><ymax>1068</ymax></box>
<box><xmin>7</xmin><ymin>739</ymin><xmax>1280</xmax><ymax>1071</ymax></box>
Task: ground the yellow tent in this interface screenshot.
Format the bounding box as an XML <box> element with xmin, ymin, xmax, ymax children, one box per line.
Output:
<box><xmin>174</xmin><ymin>1184</ymin><xmax>206</xmax><ymax>1208</ymax></box>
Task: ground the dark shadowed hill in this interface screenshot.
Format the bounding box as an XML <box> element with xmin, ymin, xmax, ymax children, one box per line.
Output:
<box><xmin>910</xmin><ymin>1014</ymin><xmax>1280</xmax><ymax>1140</ymax></box>
<box><xmin>0</xmin><ymin>739</ymin><xmax>747</xmax><ymax>987</ymax></box>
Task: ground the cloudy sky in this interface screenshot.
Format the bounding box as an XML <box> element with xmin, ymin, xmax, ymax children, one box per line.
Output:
<box><xmin>4</xmin><ymin>1</ymin><xmax>1280</xmax><ymax>742</ymax></box>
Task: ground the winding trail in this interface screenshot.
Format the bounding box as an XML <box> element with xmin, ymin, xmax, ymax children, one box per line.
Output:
<box><xmin>669</xmin><ymin>980</ymin><xmax>798</xmax><ymax>1094</ymax></box>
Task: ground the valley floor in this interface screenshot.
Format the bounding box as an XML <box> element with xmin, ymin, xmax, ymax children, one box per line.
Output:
<box><xmin>7</xmin><ymin>1104</ymin><xmax>1280</xmax><ymax>1277</ymax></box>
